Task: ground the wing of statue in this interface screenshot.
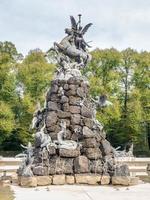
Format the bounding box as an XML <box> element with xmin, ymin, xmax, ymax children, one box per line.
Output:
<box><xmin>81</xmin><ymin>23</ymin><xmax>93</xmax><ymax>35</ymax></box>
<box><xmin>70</xmin><ymin>15</ymin><xmax>77</xmax><ymax>30</ymax></box>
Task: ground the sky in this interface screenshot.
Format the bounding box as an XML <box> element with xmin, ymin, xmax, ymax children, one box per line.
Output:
<box><xmin>0</xmin><ymin>0</ymin><xmax>150</xmax><ymax>55</ymax></box>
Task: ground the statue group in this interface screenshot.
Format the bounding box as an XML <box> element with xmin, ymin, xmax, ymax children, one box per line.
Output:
<box><xmin>17</xmin><ymin>15</ymin><xmax>132</xmax><ymax>183</ymax></box>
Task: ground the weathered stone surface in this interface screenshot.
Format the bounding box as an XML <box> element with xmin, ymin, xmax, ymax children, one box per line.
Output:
<box><xmin>101</xmin><ymin>175</ymin><xmax>110</xmax><ymax>185</ymax></box>
<box><xmin>33</xmin><ymin>166</ymin><xmax>48</xmax><ymax>176</ymax></box>
<box><xmin>83</xmin><ymin>138</ymin><xmax>99</xmax><ymax>148</ymax></box>
<box><xmin>36</xmin><ymin>176</ymin><xmax>52</xmax><ymax>186</ymax></box>
<box><xmin>112</xmin><ymin>176</ymin><xmax>130</xmax><ymax>186</ymax></box>
<box><xmin>46</xmin><ymin>124</ymin><xmax>60</xmax><ymax>132</ymax></box>
<box><xmin>52</xmin><ymin>175</ymin><xmax>66</xmax><ymax>185</ymax></box>
<box><xmin>71</xmin><ymin>114</ymin><xmax>81</xmax><ymax>125</ymax></box>
<box><xmin>101</xmin><ymin>139</ymin><xmax>113</xmax><ymax>155</ymax></box>
<box><xmin>69</xmin><ymin>84</ymin><xmax>77</xmax><ymax>91</ymax></box>
<box><xmin>47</xmin><ymin>101</ymin><xmax>58</xmax><ymax>111</ymax></box>
<box><xmin>48</xmin><ymin>146</ymin><xmax>56</xmax><ymax>156</ymax></box>
<box><xmin>62</xmin><ymin>103</ymin><xmax>70</xmax><ymax>112</ymax></box>
<box><xmin>74</xmin><ymin>156</ymin><xmax>89</xmax><ymax>173</ymax></box>
<box><xmin>60</xmin><ymin>95</ymin><xmax>69</xmax><ymax>103</ymax></box>
<box><xmin>57</xmin><ymin>110</ymin><xmax>71</xmax><ymax>118</ymax></box>
<box><xmin>77</xmin><ymin>87</ymin><xmax>85</xmax><ymax>98</ymax></box>
<box><xmin>20</xmin><ymin>177</ymin><xmax>37</xmax><ymax>187</ymax></box>
<box><xmin>129</xmin><ymin>177</ymin><xmax>139</xmax><ymax>186</ymax></box>
<box><xmin>69</xmin><ymin>106</ymin><xmax>80</xmax><ymax>114</ymax></box>
<box><xmin>49</xmin><ymin>94</ymin><xmax>59</xmax><ymax>102</ymax></box>
<box><xmin>81</xmin><ymin>105</ymin><xmax>93</xmax><ymax>118</ymax></box>
<box><xmin>66</xmin><ymin>175</ymin><xmax>75</xmax><ymax>184</ymax></box>
<box><xmin>67</xmin><ymin>77</ymin><xmax>81</xmax><ymax>85</ymax></box>
<box><xmin>50</xmin><ymin>84</ymin><xmax>58</xmax><ymax>93</ymax></box>
<box><xmin>83</xmin><ymin>118</ymin><xmax>94</xmax><ymax>129</ymax></box>
<box><xmin>49</xmin><ymin>157</ymin><xmax>73</xmax><ymax>174</ymax></box>
<box><xmin>84</xmin><ymin>148</ymin><xmax>102</xmax><ymax>160</ymax></box>
<box><xmin>83</xmin><ymin>126</ymin><xmax>94</xmax><ymax>138</ymax></box>
<box><xmin>66</xmin><ymin>89</ymin><xmax>76</xmax><ymax>96</ymax></box>
<box><xmin>69</xmin><ymin>96</ymin><xmax>81</xmax><ymax>105</ymax></box>
<box><xmin>90</xmin><ymin>160</ymin><xmax>103</xmax><ymax>174</ymax></box>
<box><xmin>114</xmin><ymin>164</ymin><xmax>130</xmax><ymax>176</ymax></box>
<box><xmin>71</xmin><ymin>125</ymin><xmax>83</xmax><ymax>140</ymax></box>
<box><xmin>46</xmin><ymin>112</ymin><xmax>57</xmax><ymax>127</ymax></box>
<box><xmin>59</xmin><ymin>148</ymin><xmax>80</xmax><ymax>158</ymax></box>
<box><xmin>63</xmin><ymin>83</ymin><xmax>69</xmax><ymax>90</ymax></box>
<box><xmin>75</xmin><ymin>174</ymin><xmax>101</xmax><ymax>185</ymax></box>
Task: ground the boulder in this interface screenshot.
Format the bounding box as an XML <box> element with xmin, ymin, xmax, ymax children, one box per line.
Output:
<box><xmin>62</xmin><ymin>103</ymin><xmax>70</xmax><ymax>112</ymax></box>
<box><xmin>90</xmin><ymin>160</ymin><xmax>103</xmax><ymax>174</ymax></box>
<box><xmin>74</xmin><ymin>156</ymin><xmax>89</xmax><ymax>173</ymax></box>
<box><xmin>69</xmin><ymin>96</ymin><xmax>81</xmax><ymax>105</ymax></box>
<box><xmin>63</xmin><ymin>83</ymin><xmax>69</xmax><ymax>90</ymax></box>
<box><xmin>83</xmin><ymin>126</ymin><xmax>94</xmax><ymax>138</ymax></box>
<box><xmin>81</xmin><ymin>105</ymin><xmax>93</xmax><ymax>118</ymax></box>
<box><xmin>66</xmin><ymin>175</ymin><xmax>75</xmax><ymax>184</ymax></box>
<box><xmin>36</xmin><ymin>176</ymin><xmax>52</xmax><ymax>186</ymax></box>
<box><xmin>50</xmin><ymin>84</ymin><xmax>58</xmax><ymax>93</ymax></box>
<box><xmin>75</xmin><ymin>174</ymin><xmax>101</xmax><ymax>185</ymax></box>
<box><xmin>112</xmin><ymin>176</ymin><xmax>130</xmax><ymax>186</ymax></box>
<box><xmin>84</xmin><ymin>148</ymin><xmax>102</xmax><ymax>160</ymax></box>
<box><xmin>65</xmin><ymin>89</ymin><xmax>76</xmax><ymax>96</ymax></box>
<box><xmin>33</xmin><ymin>166</ymin><xmax>48</xmax><ymax>176</ymax></box>
<box><xmin>129</xmin><ymin>177</ymin><xmax>139</xmax><ymax>186</ymax></box>
<box><xmin>101</xmin><ymin>139</ymin><xmax>113</xmax><ymax>155</ymax></box>
<box><xmin>49</xmin><ymin>157</ymin><xmax>74</xmax><ymax>174</ymax></box>
<box><xmin>52</xmin><ymin>175</ymin><xmax>66</xmax><ymax>185</ymax></box>
<box><xmin>46</xmin><ymin>124</ymin><xmax>60</xmax><ymax>132</ymax></box>
<box><xmin>47</xmin><ymin>146</ymin><xmax>56</xmax><ymax>156</ymax></box>
<box><xmin>46</xmin><ymin>112</ymin><xmax>57</xmax><ymax>127</ymax></box>
<box><xmin>59</xmin><ymin>148</ymin><xmax>80</xmax><ymax>158</ymax></box>
<box><xmin>60</xmin><ymin>95</ymin><xmax>69</xmax><ymax>103</ymax></box>
<box><xmin>71</xmin><ymin>114</ymin><xmax>81</xmax><ymax>125</ymax></box>
<box><xmin>83</xmin><ymin>138</ymin><xmax>99</xmax><ymax>148</ymax></box>
<box><xmin>69</xmin><ymin>84</ymin><xmax>77</xmax><ymax>90</ymax></box>
<box><xmin>83</xmin><ymin>118</ymin><xmax>94</xmax><ymax>129</ymax></box>
<box><xmin>20</xmin><ymin>177</ymin><xmax>37</xmax><ymax>187</ymax></box>
<box><xmin>69</xmin><ymin>106</ymin><xmax>80</xmax><ymax>114</ymax></box>
<box><xmin>100</xmin><ymin>175</ymin><xmax>110</xmax><ymax>185</ymax></box>
<box><xmin>49</xmin><ymin>94</ymin><xmax>59</xmax><ymax>102</ymax></box>
<box><xmin>57</xmin><ymin>110</ymin><xmax>71</xmax><ymax>118</ymax></box>
<box><xmin>77</xmin><ymin>87</ymin><xmax>85</xmax><ymax>98</ymax></box>
<box><xmin>114</xmin><ymin>164</ymin><xmax>130</xmax><ymax>176</ymax></box>
<box><xmin>47</xmin><ymin>101</ymin><xmax>58</xmax><ymax>111</ymax></box>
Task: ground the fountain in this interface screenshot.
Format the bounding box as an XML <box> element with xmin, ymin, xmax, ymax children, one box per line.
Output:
<box><xmin>17</xmin><ymin>15</ymin><xmax>138</xmax><ymax>187</ymax></box>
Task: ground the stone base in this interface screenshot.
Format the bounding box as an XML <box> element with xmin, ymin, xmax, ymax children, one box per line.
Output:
<box><xmin>19</xmin><ymin>176</ymin><xmax>37</xmax><ymax>187</ymax></box>
<box><xmin>17</xmin><ymin>175</ymin><xmax>139</xmax><ymax>187</ymax></box>
<box><xmin>101</xmin><ymin>175</ymin><xmax>110</xmax><ymax>185</ymax></box>
<box><xmin>111</xmin><ymin>176</ymin><xmax>139</xmax><ymax>186</ymax></box>
<box><xmin>37</xmin><ymin>176</ymin><xmax>52</xmax><ymax>186</ymax></box>
<box><xmin>75</xmin><ymin>174</ymin><xmax>101</xmax><ymax>185</ymax></box>
<box><xmin>52</xmin><ymin>175</ymin><xmax>66</xmax><ymax>185</ymax></box>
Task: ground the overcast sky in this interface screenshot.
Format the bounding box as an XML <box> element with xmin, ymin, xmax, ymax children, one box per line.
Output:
<box><xmin>0</xmin><ymin>0</ymin><xmax>150</xmax><ymax>55</ymax></box>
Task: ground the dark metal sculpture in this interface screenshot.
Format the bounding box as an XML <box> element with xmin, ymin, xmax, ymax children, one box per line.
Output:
<box><xmin>47</xmin><ymin>14</ymin><xmax>92</xmax><ymax>71</ymax></box>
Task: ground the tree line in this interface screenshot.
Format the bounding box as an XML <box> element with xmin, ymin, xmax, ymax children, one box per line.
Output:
<box><xmin>0</xmin><ymin>41</ymin><xmax>149</xmax><ymax>155</ymax></box>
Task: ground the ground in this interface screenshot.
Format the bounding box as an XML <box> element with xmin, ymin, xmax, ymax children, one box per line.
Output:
<box><xmin>12</xmin><ymin>183</ymin><xmax>150</xmax><ymax>200</ymax></box>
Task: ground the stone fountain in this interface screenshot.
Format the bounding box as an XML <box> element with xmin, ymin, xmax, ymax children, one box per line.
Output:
<box><xmin>17</xmin><ymin>15</ymin><xmax>138</xmax><ymax>187</ymax></box>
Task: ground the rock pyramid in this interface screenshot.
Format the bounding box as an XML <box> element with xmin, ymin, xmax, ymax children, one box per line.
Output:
<box><xmin>17</xmin><ymin>15</ymin><xmax>137</xmax><ymax>186</ymax></box>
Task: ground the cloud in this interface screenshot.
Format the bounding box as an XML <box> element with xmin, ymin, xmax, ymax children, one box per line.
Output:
<box><xmin>0</xmin><ymin>0</ymin><xmax>150</xmax><ymax>55</ymax></box>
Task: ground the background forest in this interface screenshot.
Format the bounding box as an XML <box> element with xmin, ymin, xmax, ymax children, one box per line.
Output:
<box><xmin>0</xmin><ymin>41</ymin><xmax>149</xmax><ymax>156</ymax></box>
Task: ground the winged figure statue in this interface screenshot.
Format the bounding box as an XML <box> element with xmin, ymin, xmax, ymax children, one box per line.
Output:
<box><xmin>47</xmin><ymin>15</ymin><xmax>92</xmax><ymax>67</ymax></box>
